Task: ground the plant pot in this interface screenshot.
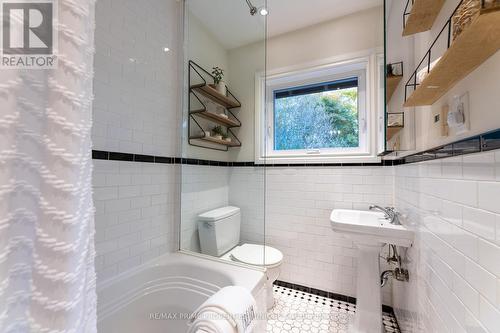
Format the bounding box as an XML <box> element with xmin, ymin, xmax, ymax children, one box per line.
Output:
<box><xmin>225</xmin><ymin>137</ymin><xmax>232</xmax><ymax>143</ymax></box>
<box><xmin>204</xmin><ymin>131</ymin><xmax>211</xmax><ymax>138</ymax></box>
<box><xmin>215</xmin><ymin>81</ymin><xmax>227</xmax><ymax>96</ymax></box>
<box><xmin>214</xmin><ymin>135</ymin><xmax>223</xmax><ymax>140</ymax></box>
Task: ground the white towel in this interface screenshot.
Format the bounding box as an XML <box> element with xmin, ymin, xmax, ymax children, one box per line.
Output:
<box><xmin>188</xmin><ymin>286</ymin><xmax>257</xmax><ymax>333</ymax></box>
<box><xmin>189</xmin><ymin>313</ymin><xmax>234</xmax><ymax>333</ymax></box>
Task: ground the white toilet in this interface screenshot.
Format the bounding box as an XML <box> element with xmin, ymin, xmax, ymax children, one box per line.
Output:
<box><xmin>197</xmin><ymin>206</ymin><xmax>283</xmax><ymax>310</ymax></box>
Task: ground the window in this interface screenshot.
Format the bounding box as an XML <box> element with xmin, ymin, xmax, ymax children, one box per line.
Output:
<box><xmin>255</xmin><ymin>55</ymin><xmax>381</xmax><ymax>164</ymax></box>
<box><xmin>273</xmin><ymin>78</ymin><xmax>360</xmax><ymax>151</ymax></box>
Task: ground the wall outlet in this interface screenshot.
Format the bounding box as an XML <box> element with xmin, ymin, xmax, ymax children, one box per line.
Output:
<box><xmin>434</xmin><ymin>114</ymin><xmax>440</xmax><ymax>123</ymax></box>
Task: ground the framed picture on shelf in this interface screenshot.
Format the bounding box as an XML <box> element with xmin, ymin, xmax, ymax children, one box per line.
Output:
<box><xmin>388</xmin><ymin>113</ymin><xmax>404</xmax><ymax>127</ymax></box>
<box><xmin>387</xmin><ymin>62</ymin><xmax>403</xmax><ymax>76</ymax></box>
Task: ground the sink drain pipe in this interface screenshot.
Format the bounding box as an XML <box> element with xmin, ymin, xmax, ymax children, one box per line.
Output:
<box><xmin>380</xmin><ymin>244</ymin><xmax>410</xmax><ymax>287</ymax></box>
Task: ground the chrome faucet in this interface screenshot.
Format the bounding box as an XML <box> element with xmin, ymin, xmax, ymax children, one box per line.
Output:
<box><xmin>369</xmin><ymin>205</ymin><xmax>401</xmax><ymax>225</ymax></box>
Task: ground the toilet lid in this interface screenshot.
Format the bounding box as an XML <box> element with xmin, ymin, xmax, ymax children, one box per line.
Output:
<box><xmin>230</xmin><ymin>244</ymin><xmax>283</xmax><ymax>266</ymax></box>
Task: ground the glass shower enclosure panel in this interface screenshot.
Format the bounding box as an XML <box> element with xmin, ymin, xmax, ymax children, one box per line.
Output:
<box><xmin>180</xmin><ymin>0</ymin><xmax>267</xmax><ymax>267</ymax></box>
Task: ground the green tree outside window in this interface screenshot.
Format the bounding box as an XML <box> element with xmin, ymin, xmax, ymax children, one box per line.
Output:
<box><xmin>274</xmin><ymin>87</ymin><xmax>359</xmax><ymax>150</ymax></box>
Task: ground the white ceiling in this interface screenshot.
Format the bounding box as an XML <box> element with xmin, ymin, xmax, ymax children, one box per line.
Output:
<box><xmin>188</xmin><ymin>0</ymin><xmax>267</xmax><ymax>50</ymax></box>
<box><xmin>267</xmin><ymin>0</ymin><xmax>382</xmax><ymax>37</ymax></box>
<box><xmin>188</xmin><ymin>0</ymin><xmax>383</xmax><ymax>50</ymax></box>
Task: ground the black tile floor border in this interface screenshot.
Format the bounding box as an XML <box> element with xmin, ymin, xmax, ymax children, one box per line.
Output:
<box><xmin>273</xmin><ymin>280</ymin><xmax>396</xmax><ymax>315</ymax></box>
<box><xmin>271</xmin><ymin>284</ymin><xmax>402</xmax><ymax>333</ymax></box>
<box><xmin>274</xmin><ymin>280</ymin><xmax>355</xmax><ymax>305</ymax></box>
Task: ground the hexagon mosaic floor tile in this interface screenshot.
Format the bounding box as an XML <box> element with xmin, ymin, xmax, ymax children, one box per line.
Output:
<box><xmin>267</xmin><ymin>285</ymin><xmax>401</xmax><ymax>333</ymax></box>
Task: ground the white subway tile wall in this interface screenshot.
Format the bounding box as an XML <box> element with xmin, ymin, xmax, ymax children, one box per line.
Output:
<box><xmin>228</xmin><ymin>167</ymin><xmax>266</xmax><ymax>244</ymax></box>
<box><xmin>92</xmin><ymin>0</ymin><xmax>181</xmax><ymax>156</ymax></box>
<box><xmin>181</xmin><ymin>165</ymin><xmax>230</xmax><ymax>253</ymax></box>
<box><xmin>393</xmin><ymin>151</ymin><xmax>500</xmax><ymax>333</ymax></box>
<box><xmin>229</xmin><ymin>166</ymin><xmax>395</xmax><ymax>305</ymax></box>
<box><xmin>92</xmin><ymin>0</ymin><xmax>182</xmax><ymax>284</ymax></box>
<box><xmin>93</xmin><ymin>160</ymin><xmax>178</xmax><ymax>281</ymax></box>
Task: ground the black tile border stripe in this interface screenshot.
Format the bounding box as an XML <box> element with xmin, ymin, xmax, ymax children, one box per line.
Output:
<box><xmin>401</xmin><ymin>128</ymin><xmax>500</xmax><ymax>164</ymax></box>
<box><xmin>154</xmin><ymin>156</ymin><xmax>172</xmax><ymax>164</ymax></box>
<box><xmin>134</xmin><ymin>154</ymin><xmax>154</xmax><ymax>163</ymax></box>
<box><xmin>91</xmin><ymin>150</ymin><xmax>108</xmax><ymax>160</ymax></box>
<box><xmin>109</xmin><ymin>152</ymin><xmax>133</xmax><ymax>161</ymax></box>
<box><xmin>91</xmin><ymin>150</ymin><xmax>397</xmax><ymax>167</ymax></box>
<box><xmin>91</xmin><ymin>127</ymin><xmax>500</xmax><ymax>167</ymax></box>
<box><xmin>273</xmin><ymin>280</ymin><xmax>396</xmax><ymax>314</ymax></box>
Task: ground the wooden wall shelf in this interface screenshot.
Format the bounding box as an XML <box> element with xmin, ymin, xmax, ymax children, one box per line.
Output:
<box><xmin>403</xmin><ymin>0</ymin><xmax>446</xmax><ymax>36</ymax></box>
<box><xmin>386</xmin><ymin>75</ymin><xmax>403</xmax><ymax>103</ymax></box>
<box><xmin>188</xmin><ymin>61</ymin><xmax>242</xmax><ymax>151</ymax></box>
<box><xmin>190</xmin><ymin>110</ymin><xmax>241</xmax><ymax>128</ymax></box>
<box><xmin>189</xmin><ymin>136</ymin><xmax>241</xmax><ymax>147</ymax></box>
<box><xmin>404</xmin><ymin>6</ymin><xmax>500</xmax><ymax>107</ymax></box>
<box><xmin>191</xmin><ymin>84</ymin><xmax>241</xmax><ymax>109</ymax></box>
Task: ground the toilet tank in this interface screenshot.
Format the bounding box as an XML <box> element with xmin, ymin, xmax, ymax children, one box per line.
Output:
<box><xmin>197</xmin><ymin>206</ymin><xmax>241</xmax><ymax>257</ymax></box>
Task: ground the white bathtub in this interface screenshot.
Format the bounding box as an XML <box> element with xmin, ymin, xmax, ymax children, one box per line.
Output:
<box><xmin>97</xmin><ymin>252</ymin><xmax>267</xmax><ymax>333</ymax></box>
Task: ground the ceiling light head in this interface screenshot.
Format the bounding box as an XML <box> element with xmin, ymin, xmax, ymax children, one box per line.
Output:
<box><xmin>246</xmin><ymin>0</ymin><xmax>257</xmax><ymax>15</ymax></box>
<box><xmin>259</xmin><ymin>7</ymin><xmax>268</xmax><ymax>16</ymax></box>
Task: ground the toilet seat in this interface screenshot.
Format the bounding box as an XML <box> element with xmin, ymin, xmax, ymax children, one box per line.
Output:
<box><xmin>222</xmin><ymin>243</ymin><xmax>283</xmax><ymax>310</ymax></box>
<box><xmin>229</xmin><ymin>243</ymin><xmax>283</xmax><ymax>268</ymax></box>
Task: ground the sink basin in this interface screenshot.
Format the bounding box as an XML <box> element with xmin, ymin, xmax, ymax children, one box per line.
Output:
<box><xmin>330</xmin><ymin>209</ymin><xmax>414</xmax><ymax>333</ymax></box>
<box><xmin>330</xmin><ymin>209</ymin><xmax>414</xmax><ymax>247</ymax></box>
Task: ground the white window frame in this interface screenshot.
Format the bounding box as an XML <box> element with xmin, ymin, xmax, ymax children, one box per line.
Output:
<box><xmin>376</xmin><ymin>54</ymin><xmax>386</xmax><ymax>155</ymax></box>
<box><xmin>255</xmin><ymin>52</ymin><xmax>382</xmax><ymax>164</ymax></box>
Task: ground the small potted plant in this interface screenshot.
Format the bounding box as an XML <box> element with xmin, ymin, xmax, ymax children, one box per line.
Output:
<box><xmin>222</xmin><ymin>131</ymin><xmax>231</xmax><ymax>143</ymax></box>
<box><xmin>212</xmin><ymin>66</ymin><xmax>226</xmax><ymax>96</ymax></box>
<box><xmin>212</xmin><ymin>125</ymin><xmax>225</xmax><ymax>141</ymax></box>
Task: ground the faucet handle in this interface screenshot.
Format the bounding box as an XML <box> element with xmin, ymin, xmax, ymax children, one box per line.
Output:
<box><xmin>391</xmin><ymin>209</ymin><xmax>402</xmax><ymax>225</ymax></box>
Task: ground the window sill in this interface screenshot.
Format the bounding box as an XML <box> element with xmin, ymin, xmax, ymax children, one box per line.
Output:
<box><xmin>255</xmin><ymin>154</ymin><xmax>382</xmax><ymax>165</ymax></box>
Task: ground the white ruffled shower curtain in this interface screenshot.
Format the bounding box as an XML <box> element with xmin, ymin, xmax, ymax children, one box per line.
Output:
<box><xmin>0</xmin><ymin>1</ymin><xmax>97</xmax><ymax>332</ymax></box>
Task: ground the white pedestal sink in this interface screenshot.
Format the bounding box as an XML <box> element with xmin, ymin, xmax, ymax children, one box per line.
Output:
<box><xmin>330</xmin><ymin>209</ymin><xmax>414</xmax><ymax>333</ymax></box>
